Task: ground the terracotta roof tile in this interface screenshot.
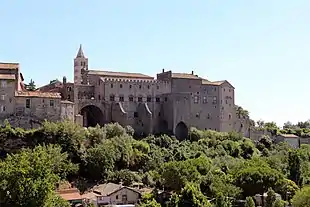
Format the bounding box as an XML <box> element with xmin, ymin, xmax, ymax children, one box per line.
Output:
<box><xmin>15</xmin><ymin>91</ymin><xmax>61</xmax><ymax>98</ymax></box>
<box><xmin>0</xmin><ymin>74</ymin><xmax>15</xmax><ymax>80</ymax></box>
<box><xmin>171</xmin><ymin>73</ymin><xmax>201</xmax><ymax>80</ymax></box>
<box><xmin>202</xmin><ymin>79</ymin><xmax>226</xmax><ymax>86</ymax></box>
<box><xmin>0</xmin><ymin>62</ymin><xmax>19</xmax><ymax>69</ymax></box>
<box><xmin>279</xmin><ymin>134</ymin><xmax>299</xmax><ymax>138</ymax></box>
<box><xmin>89</xmin><ymin>70</ymin><xmax>154</xmax><ymax>79</ymax></box>
<box><xmin>57</xmin><ymin>188</ymin><xmax>82</xmax><ymax>201</ymax></box>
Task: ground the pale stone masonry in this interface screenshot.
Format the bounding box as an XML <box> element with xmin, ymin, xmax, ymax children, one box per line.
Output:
<box><xmin>1</xmin><ymin>45</ymin><xmax>247</xmax><ymax>139</ymax></box>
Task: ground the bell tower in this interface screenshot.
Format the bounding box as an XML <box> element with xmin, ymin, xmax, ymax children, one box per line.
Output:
<box><xmin>74</xmin><ymin>44</ymin><xmax>88</xmax><ymax>85</ymax></box>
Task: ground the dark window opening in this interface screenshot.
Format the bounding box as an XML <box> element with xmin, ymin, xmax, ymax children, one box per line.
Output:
<box><xmin>147</xmin><ymin>97</ymin><xmax>152</xmax><ymax>102</ymax></box>
<box><xmin>120</xmin><ymin>84</ymin><xmax>123</xmax><ymax>88</ymax></box>
<box><xmin>111</xmin><ymin>84</ymin><xmax>113</xmax><ymax>88</ymax></box>
<box><xmin>138</xmin><ymin>97</ymin><xmax>143</xmax><ymax>102</ymax></box>
<box><xmin>50</xmin><ymin>100</ymin><xmax>54</xmax><ymax>107</ymax></box>
<box><xmin>110</xmin><ymin>95</ymin><xmax>115</xmax><ymax>101</ymax></box>
<box><xmin>134</xmin><ymin>112</ymin><xmax>138</xmax><ymax>118</ymax></box>
<box><xmin>119</xmin><ymin>96</ymin><xmax>124</xmax><ymax>102</ymax></box>
<box><xmin>156</xmin><ymin>97</ymin><xmax>160</xmax><ymax>102</ymax></box>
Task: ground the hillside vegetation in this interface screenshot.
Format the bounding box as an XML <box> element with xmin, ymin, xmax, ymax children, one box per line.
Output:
<box><xmin>0</xmin><ymin>120</ymin><xmax>310</xmax><ymax>206</ymax></box>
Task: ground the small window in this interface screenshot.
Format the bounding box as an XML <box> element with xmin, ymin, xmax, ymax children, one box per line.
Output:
<box><xmin>164</xmin><ymin>97</ymin><xmax>168</xmax><ymax>102</ymax></box>
<box><xmin>224</xmin><ymin>88</ymin><xmax>225</xmax><ymax>92</ymax></box>
<box><xmin>138</xmin><ymin>96</ymin><xmax>143</xmax><ymax>102</ymax></box>
<box><xmin>229</xmin><ymin>114</ymin><xmax>232</xmax><ymax>119</ymax></box>
<box><xmin>111</xmin><ymin>83</ymin><xmax>113</xmax><ymax>88</ymax></box>
<box><xmin>213</xmin><ymin>96</ymin><xmax>217</xmax><ymax>104</ymax></box>
<box><xmin>26</xmin><ymin>99</ymin><xmax>30</xmax><ymax>108</ymax></box>
<box><xmin>116</xmin><ymin>195</ymin><xmax>119</xmax><ymax>199</ymax></box>
<box><xmin>134</xmin><ymin>112</ymin><xmax>138</xmax><ymax>118</ymax></box>
<box><xmin>139</xmin><ymin>85</ymin><xmax>142</xmax><ymax>89</ymax></box>
<box><xmin>129</xmin><ymin>85</ymin><xmax>132</xmax><ymax>89</ymax></box>
<box><xmin>147</xmin><ymin>85</ymin><xmax>150</xmax><ymax>89</ymax></box>
<box><xmin>207</xmin><ymin>114</ymin><xmax>210</xmax><ymax>119</ymax></box>
<box><xmin>1</xmin><ymin>80</ymin><xmax>7</xmax><ymax>88</ymax></box>
<box><xmin>98</xmin><ymin>95</ymin><xmax>100</xmax><ymax>100</ymax></box>
<box><xmin>226</xmin><ymin>100</ymin><xmax>228</xmax><ymax>104</ymax></box>
<box><xmin>196</xmin><ymin>113</ymin><xmax>200</xmax><ymax>118</ymax></box>
<box><xmin>229</xmin><ymin>89</ymin><xmax>231</xmax><ymax>92</ymax></box>
<box><xmin>158</xmin><ymin>112</ymin><xmax>161</xmax><ymax>116</ymax></box>
<box><xmin>122</xmin><ymin>195</ymin><xmax>127</xmax><ymax>201</ymax></box>
<box><xmin>0</xmin><ymin>105</ymin><xmax>5</xmax><ymax>112</ymax></box>
<box><xmin>157</xmin><ymin>86</ymin><xmax>159</xmax><ymax>89</ymax></box>
<box><xmin>194</xmin><ymin>96</ymin><xmax>199</xmax><ymax>103</ymax></box>
<box><xmin>129</xmin><ymin>96</ymin><xmax>134</xmax><ymax>102</ymax></box>
<box><xmin>203</xmin><ymin>96</ymin><xmax>207</xmax><ymax>104</ymax></box>
<box><xmin>68</xmin><ymin>95</ymin><xmax>71</xmax><ymax>100</ymax></box>
<box><xmin>50</xmin><ymin>100</ymin><xmax>54</xmax><ymax>107</ymax></box>
<box><xmin>110</xmin><ymin>95</ymin><xmax>115</xmax><ymax>101</ymax></box>
<box><xmin>119</xmin><ymin>96</ymin><xmax>124</xmax><ymax>102</ymax></box>
<box><xmin>0</xmin><ymin>95</ymin><xmax>5</xmax><ymax>100</ymax></box>
<box><xmin>156</xmin><ymin>97</ymin><xmax>160</xmax><ymax>102</ymax></box>
<box><xmin>147</xmin><ymin>97</ymin><xmax>152</xmax><ymax>102</ymax></box>
<box><xmin>42</xmin><ymin>99</ymin><xmax>45</xmax><ymax>103</ymax></box>
<box><xmin>120</xmin><ymin>84</ymin><xmax>123</xmax><ymax>88</ymax></box>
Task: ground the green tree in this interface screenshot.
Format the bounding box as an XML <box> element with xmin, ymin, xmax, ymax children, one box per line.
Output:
<box><xmin>0</xmin><ymin>145</ymin><xmax>76</xmax><ymax>207</ymax></box>
<box><xmin>272</xmin><ymin>199</ymin><xmax>286</xmax><ymax>207</ymax></box>
<box><xmin>215</xmin><ymin>193</ymin><xmax>232</xmax><ymax>207</ymax></box>
<box><xmin>25</xmin><ymin>79</ymin><xmax>36</xmax><ymax>91</ymax></box>
<box><xmin>266</xmin><ymin>188</ymin><xmax>276</xmax><ymax>207</ymax></box>
<box><xmin>291</xmin><ymin>186</ymin><xmax>310</xmax><ymax>207</ymax></box>
<box><xmin>177</xmin><ymin>183</ymin><xmax>211</xmax><ymax>207</ymax></box>
<box><xmin>245</xmin><ymin>197</ymin><xmax>255</xmax><ymax>207</ymax></box>
<box><xmin>138</xmin><ymin>193</ymin><xmax>161</xmax><ymax>207</ymax></box>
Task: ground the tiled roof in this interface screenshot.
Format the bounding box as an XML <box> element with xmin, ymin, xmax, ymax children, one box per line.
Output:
<box><xmin>93</xmin><ymin>183</ymin><xmax>121</xmax><ymax>196</ymax></box>
<box><xmin>89</xmin><ymin>70</ymin><xmax>154</xmax><ymax>79</ymax></box>
<box><xmin>0</xmin><ymin>74</ymin><xmax>15</xmax><ymax>80</ymax></box>
<box><xmin>0</xmin><ymin>62</ymin><xmax>19</xmax><ymax>69</ymax></box>
<box><xmin>57</xmin><ymin>188</ymin><xmax>82</xmax><ymax>201</ymax></box>
<box><xmin>202</xmin><ymin>79</ymin><xmax>227</xmax><ymax>86</ymax></box>
<box><xmin>15</xmin><ymin>91</ymin><xmax>61</xmax><ymax>98</ymax></box>
<box><xmin>279</xmin><ymin>134</ymin><xmax>299</xmax><ymax>138</ymax></box>
<box><xmin>171</xmin><ymin>73</ymin><xmax>201</xmax><ymax>80</ymax></box>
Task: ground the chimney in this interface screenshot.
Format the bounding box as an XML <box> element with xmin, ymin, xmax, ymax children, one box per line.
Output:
<box><xmin>162</xmin><ymin>68</ymin><xmax>165</xmax><ymax>73</ymax></box>
<box><xmin>63</xmin><ymin>76</ymin><xmax>67</xmax><ymax>84</ymax></box>
<box><xmin>191</xmin><ymin>71</ymin><xmax>194</xmax><ymax>75</ymax></box>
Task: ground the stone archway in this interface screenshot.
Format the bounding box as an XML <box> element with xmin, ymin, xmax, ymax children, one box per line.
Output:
<box><xmin>80</xmin><ymin>105</ymin><xmax>104</xmax><ymax>127</ymax></box>
<box><xmin>175</xmin><ymin>121</ymin><xmax>189</xmax><ymax>141</ymax></box>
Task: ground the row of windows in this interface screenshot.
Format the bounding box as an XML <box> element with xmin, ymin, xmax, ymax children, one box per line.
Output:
<box><xmin>195</xmin><ymin>113</ymin><xmax>232</xmax><ymax>120</ymax></box>
<box><xmin>193</xmin><ymin>96</ymin><xmax>232</xmax><ymax>106</ymax></box>
<box><xmin>25</xmin><ymin>99</ymin><xmax>55</xmax><ymax>108</ymax></box>
<box><xmin>108</xmin><ymin>95</ymin><xmax>167</xmax><ymax>103</ymax></box>
<box><xmin>107</xmin><ymin>83</ymin><xmax>161</xmax><ymax>90</ymax></box>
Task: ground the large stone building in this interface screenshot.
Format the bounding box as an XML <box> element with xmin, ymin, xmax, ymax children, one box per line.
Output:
<box><xmin>2</xmin><ymin>45</ymin><xmax>245</xmax><ymax>139</ymax></box>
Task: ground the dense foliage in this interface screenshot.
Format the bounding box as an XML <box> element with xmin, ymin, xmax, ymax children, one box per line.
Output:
<box><xmin>1</xmin><ymin>120</ymin><xmax>310</xmax><ymax>206</ymax></box>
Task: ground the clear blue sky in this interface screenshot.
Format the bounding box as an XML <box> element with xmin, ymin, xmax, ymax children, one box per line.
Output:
<box><xmin>1</xmin><ymin>1</ymin><xmax>310</xmax><ymax>126</ymax></box>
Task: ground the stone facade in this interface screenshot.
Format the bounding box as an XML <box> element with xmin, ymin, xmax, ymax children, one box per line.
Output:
<box><xmin>0</xmin><ymin>62</ymin><xmax>75</xmax><ymax>128</ymax></box>
<box><xmin>1</xmin><ymin>45</ymin><xmax>249</xmax><ymax>139</ymax></box>
<box><xmin>69</xmin><ymin>45</ymin><xmax>241</xmax><ymax>139</ymax></box>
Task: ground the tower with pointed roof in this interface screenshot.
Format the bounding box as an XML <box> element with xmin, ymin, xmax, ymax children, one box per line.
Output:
<box><xmin>74</xmin><ymin>44</ymin><xmax>88</xmax><ymax>85</ymax></box>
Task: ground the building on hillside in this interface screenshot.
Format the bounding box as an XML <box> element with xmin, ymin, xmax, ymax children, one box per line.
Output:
<box><xmin>0</xmin><ymin>62</ymin><xmax>75</xmax><ymax>128</ymax></box>
<box><xmin>274</xmin><ymin>134</ymin><xmax>300</xmax><ymax>148</ymax></box>
<box><xmin>1</xmin><ymin>45</ymin><xmax>249</xmax><ymax>139</ymax></box>
<box><xmin>88</xmin><ymin>183</ymin><xmax>141</xmax><ymax>206</ymax></box>
<box><xmin>56</xmin><ymin>188</ymin><xmax>83</xmax><ymax>206</ymax></box>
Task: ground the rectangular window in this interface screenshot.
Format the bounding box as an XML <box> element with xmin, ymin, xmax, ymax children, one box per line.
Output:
<box><xmin>129</xmin><ymin>96</ymin><xmax>133</xmax><ymax>102</ymax></box>
<box><xmin>68</xmin><ymin>95</ymin><xmax>71</xmax><ymax>100</ymax></box>
<box><xmin>138</xmin><ymin>97</ymin><xmax>142</xmax><ymax>102</ymax></box>
<box><xmin>134</xmin><ymin>112</ymin><xmax>138</xmax><ymax>118</ymax></box>
<box><xmin>50</xmin><ymin>100</ymin><xmax>54</xmax><ymax>107</ymax></box>
<box><xmin>203</xmin><ymin>96</ymin><xmax>207</xmax><ymax>104</ymax></box>
<box><xmin>164</xmin><ymin>97</ymin><xmax>168</xmax><ymax>102</ymax></box>
<box><xmin>0</xmin><ymin>95</ymin><xmax>4</xmax><ymax>101</ymax></box>
<box><xmin>0</xmin><ymin>105</ymin><xmax>5</xmax><ymax>112</ymax></box>
<box><xmin>122</xmin><ymin>195</ymin><xmax>127</xmax><ymax>202</ymax></box>
<box><xmin>110</xmin><ymin>95</ymin><xmax>115</xmax><ymax>101</ymax></box>
<box><xmin>119</xmin><ymin>96</ymin><xmax>124</xmax><ymax>102</ymax></box>
<box><xmin>156</xmin><ymin>97</ymin><xmax>160</xmax><ymax>102</ymax></box>
<box><xmin>194</xmin><ymin>96</ymin><xmax>199</xmax><ymax>103</ymax></box>
<box><xmin>111</xmin><ymin>84</ymin><xmax>113</xmax><ymax>88</ymax></box>
<box><xmin>26</xmin><ymin>99</ymin><xmax>30</xmax><ymax>108</ymax></box>
<box><xmin>120</xmin><ymin>84</ymin><xmax>123</xmax><ymax>88</ymax></box>
<box><xmin>1</xmin><ymin>80</ymin><xmax>7</xmax><ymax>88</ymax></box>
<box><xmin>212</xmin><ymin>96</ymin><xmax>217</xmax><ymax>104</ymax></box>
<box><xmin>147</xmin><ymin>97</ymin><xmax>152</xmax><ymax>102</ymax></box>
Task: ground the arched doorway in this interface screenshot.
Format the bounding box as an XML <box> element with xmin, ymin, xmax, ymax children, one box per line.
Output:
<box><xmin>159</xmin><ymin>120</ymin><xmax>168</xmax><ymax>134</ymax></box>
<box><xmin>175</xmin><ymin>121</ymin><xmax>188</xmax><ymax>141</ymax></box>
<box><xmin>80</xmin><ymin>105</ymin><xmax>104</xmax><ymax>127</ymax></box>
